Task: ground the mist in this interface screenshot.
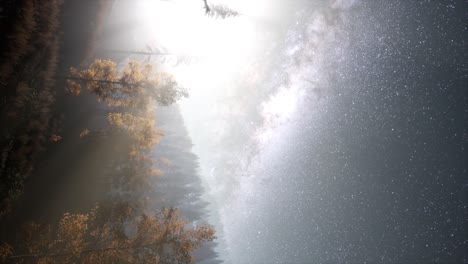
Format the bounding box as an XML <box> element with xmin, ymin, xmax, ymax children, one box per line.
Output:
<box><xmin>72</xmin><ymin>0</ymin><xmax>468</xmax><ymax>263</ymax></box>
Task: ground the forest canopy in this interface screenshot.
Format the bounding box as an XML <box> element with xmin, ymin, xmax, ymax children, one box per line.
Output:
<box><xmin>0</xmin><ymin>204</ymin><xmax>215</xmax><ymax>263</ymax></box>
<box><xmin>0</xmin><ymin>1</ymin><xmax>220</xmax><ymax>263</ymax></box>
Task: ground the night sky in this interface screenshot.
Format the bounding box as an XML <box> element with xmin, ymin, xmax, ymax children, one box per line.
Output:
<box><xmin>105</xmin><ymin>0</ymin><xmax>467</xmax><ymax>263</ymax></box>
<box><xmin>2</xmin><ymin>0</ymin><xmax>466</xmax><ymax>263</ymax></box>
<box><xmin>227</xmin><ymin>1</ymin><xmax>467</xmax><ymax>263</ymax></box>
<box><xmin>179</xmin><ymin>1</ymin><xmax>467</xmax><ymax>263</ymax></box>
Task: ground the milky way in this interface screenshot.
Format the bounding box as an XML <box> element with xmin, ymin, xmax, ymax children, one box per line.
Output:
<box><xmin>180</xmin><ymin>1</ymin><xmax>468</xmax><ymax>263</ymax></box>
<box><xmin>111</xmin><ymin>0</ymin><xmax>467</xmax><ymax>263</ymax></box>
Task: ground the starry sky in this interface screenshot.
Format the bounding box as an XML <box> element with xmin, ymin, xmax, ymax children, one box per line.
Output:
<box><xmin>238</xmin><ymin>0</ymin><xmax>468</xmax><ymax>261</ymax></box>
<box><xmin>180</xmin><ymin>1</ymin><xmax>467</xmax><ymax>263</ymax></box>
<box><xmin>108</xmin><ymin>0</ymin><xmax>467</xmax><ymax>263</ymax></box>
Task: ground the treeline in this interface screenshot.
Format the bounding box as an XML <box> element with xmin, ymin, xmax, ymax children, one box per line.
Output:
<box><xmin>151</xmin><ymin>106</ymin><xmax>223</xmax><ymax>264</ymax></box>
<box><xmin>0</xmin><ymin>0</ymin><xmax>63</xmax><ymax>216</ymax></box>
<box><xmin>0</xmin><ymin>204</ymin><xmax>215</xmax><ymax>263</ymax></box>
<box><xmin>0</xmin><ymin>58</ymin><xmax>216</xmax><ymax>263</ymax></box>
<box><xmin>0</xmin><ymin>1</ymin><xmax>219</xmax><ymax>263</ymax></box>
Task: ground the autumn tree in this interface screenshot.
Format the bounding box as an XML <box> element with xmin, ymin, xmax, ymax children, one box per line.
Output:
<box><xmin>0</xmin><ymin>203</ymin><xmax>215</xmax><ymax>263</ymax></box>
<box><xmin>108</xmin><ymin>111</ymin><xmax>163</xmax><ymax>152</ymax></box>
<box><xmin>66</xmin><ymin>59</ymin><xmax>188</xmax><ymax>202</ymax></box>
<box><xmin>67</xmin><ymin>59</ymin><xmax>187</xmax><ymax>152</ymax></box>
<box><xmin>0</xmin><ymin>0</ymin><xmax>62</xmax><ymax>216</ymax></box>
<box><xmin>67</xmin><ymin>59</ymin><xmax>187</xmax><ymax>108</ymax></box>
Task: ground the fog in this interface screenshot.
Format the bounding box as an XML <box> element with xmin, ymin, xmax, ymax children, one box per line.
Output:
<box><xmin>105</xmin><ymin>0</ymin><xmax>467</xmax><ymax>263</ymax></box>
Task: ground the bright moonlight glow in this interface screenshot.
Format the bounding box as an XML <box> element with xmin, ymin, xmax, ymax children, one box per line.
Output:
<box><xmin>262</xmin><ymin>86</ymin><xmax>298</xmax><ymax>121</ymax></box>
<box><xmin>137</xmin><ymin>0</ymin><xmax>255</xmax><ymax>59</ymax></box>
<box><xmin>135</xmin><ymin>0</ymin><xmax>267</xmax><ymax>104</ymax></box>
<box><xmin>136</xmin><ymin>0</ymin><xmax>302</xmax><ymax>147</ymax></box>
